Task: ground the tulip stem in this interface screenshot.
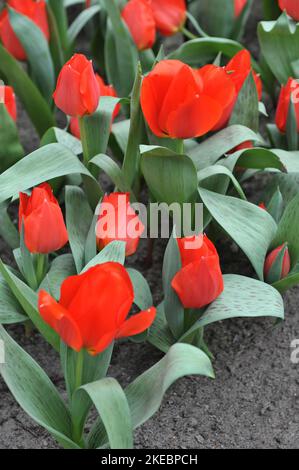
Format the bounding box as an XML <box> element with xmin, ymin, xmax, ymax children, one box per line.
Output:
<box><xmin>74</xmin><ymin>349</ymin><xmax>84</xmax><ymax>392</ymax></box>
<box><xmin>175</xmin><ymin>139</ymin><xmax>185</xmax><ymax>155</ymax></box>
<box><xmin>35</xmin><ymin>254</ymin><xmax>47</xmax><ymax>286</ymax></box>
<box><xmin>78</xmin><ymin>117</ymin><xmax>90</xmax><ymax>167</ymax></box>
<box><xmin>181</xmin><ymin>27</ymin><xmax>198</xmax><ymax>41</ymax></box>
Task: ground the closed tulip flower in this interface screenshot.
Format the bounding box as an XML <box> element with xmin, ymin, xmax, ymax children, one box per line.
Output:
<box><xmin>38</xmin><ymin>263</ymin><xmax>156</xmax><ymax>355</ymax></box>
<box><xmin>122</xmin><ymin>0</ymin><xmax>156</xmax><ymax>51</ymax></box>
<box><xmin>171</xmin><ymin>234</ymin><xmax>224</xmax><ymax>309</ymax></box>
<box><xmin>264</xmin><ymin>243</ymin><xmax>291</xmax><ymax>283</ymax></box>
<box><xmin>279</xmin><ymin>0</ymin><xmax>299</xmax><ymax>20</ymax></box>
<box><xmin>141</xmin><ymin>59</ymin><xmax>236</xmax><ymax>139</ymax></box>
<box><xmin>19</xmin><ymin>183</ymin><xmax>68</xmax><ymax>254</ymax></box>
<box><xmin>0</xmin><ymin>85</ymin><xmax>17</xmax><ymax>121</ymax></box>
<box><xmin>53</xmin><ymin>54</ymin><xmax>100</xmax><ymax>117</ymax></box>
<box><xmin>96</xmin><ymin>193</ymin><xmax>144</xmax><ymax>257</ymax></box>
<box><xmin>234</xmin><ymin>0</ymin><xmax>247</xmax><ymax>17</ymax></box>
<box><xmin>0</xmin><ymin>0</ymin><xmax>49</xmax><ymax>61</ymax></box>
<box><xmin>275</xmin><ymin>78</ymin><xmax>299</xmax><ymax>133</ymax></box>
<box><xmin>70</xmin><ymin>74</ymin><xmax>120</xmax><ymax>139</ymax></box>
<box><xmin>151</xmin><ymin>0</ymin><xmax>186</xmax><ymax>36</ymax></box>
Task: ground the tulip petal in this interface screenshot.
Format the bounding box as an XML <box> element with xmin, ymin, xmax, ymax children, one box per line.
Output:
<box><xmin>87</xmin><ymin>331</ymin><xmax>116</xmax><ymax>356</ymax></box>
<box><xmin>116</xmin><ymin>307</ymin><xmax>156</xmax><ymax>338</ymax></box>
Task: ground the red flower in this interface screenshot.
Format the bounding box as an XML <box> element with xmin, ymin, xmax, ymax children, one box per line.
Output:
<box><xmin>0</xmin><ymin>85</ymin><xmax>17</xmax><ymax>121</ymax></box>
<box><xmin>38</xmin><ymin>263</ymin><xmax>156</xmax><ymax>355</ymax></box>
<box><xmin>19</xmin><ymin>183</ymin><xmax>68</xmax><ymax>254</ymax></box>
<box><xmin>171</xmin><ymin>234</ymin><xmax>224</xmax><ymax>309</ymax></box>
<box><xmin>275</xmin><ymin>77</ymin><xmax>299</xmax><ymax>133</ymax></box>
<box><xmin>96</xmin><ymin>193</ymin><xmax>144</xmax><ymax>257</ymax></box>
<box><xmin>264</xmin><ymin>243</ymin><xmax>291</xmax><ymax>282</ymax></box>
<box><xmin>151</xmin><ymin>0</ymin><xmax>186</xmax><ymax>36</ymax></box>
<box><xmin>0</xmin><ymin>0</ymin><xmax>49</xmax><ymax>61</ymax></box>
<box><xmin>69</xmin><ymin>74</ymin><xmax>120</xmax><ymax>139</ymax></box>
<box><xmin>122</xmin><ymin>0</ymin><xmax>156</xmax><ymax>50</ymax></box>
<box><xmin>279</xmin><ymin>0</ymin><xmax>299</xmax><ymax>21</ymax></box>
<box><xmin>53</xmin><ymin>54</ymin><xmax>100</xmax><ymax>117</ymax></box>
<box><xmin>234</xmin><ymin>0</ymin><xmax>247</xmax><ymax>17</ymax></box>
<box><xmin>85</xmin><ymin>0</ymin><xmax>91</xmax><ymax>7</ymax></box>
<box><xmin>141</xmin><ymin>59</ymin><xmax>235</xmax><ymax>139</ymax></box>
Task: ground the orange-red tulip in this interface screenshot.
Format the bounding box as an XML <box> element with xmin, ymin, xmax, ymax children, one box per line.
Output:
<box><xmin>96</xmin><ymin>193</ymin><xmax>144</xmax><ymax>257</ymax></box>
<box><xmin>234</xmin><ymin>0</ymin><xmax>247</xmax><ymax>17</ymax></box>
<box><xmin>171</xmin><ymin>234</ymin><xmax>224</xmax><ymax>309</ymax></box>
<box><xmin>38</xmin><ymin>263</ymin><xmax>156</xmax><ymax>355</ymax></box>
<box><xmin>0</xmin><ymin>85</ymin><xmax>17</xmax><ymax>121</ymax></box>
<box><xmin>264</xmin><ymin>243</ymin><xmax>291</xmax><ymax>282</ymax></box>
<box><xmin>151</xmin><ymin>0</ymin><xmax>186</xmax><ymax>36</ymax></box>
<box><xmin>141</xmin><ymin>59</ymin><xmax>236</xmax><ymax>139</ymax></box>
<box><xmin>275</xmin><ymin>77</ymin><xmax>299</xmax><ymax>133</ymax></box>
<box><xmin>122</xmin><ymin>0</ymin><xmax>156</xmax><ymax>50</ymax></box>
<box><xmin>53</xmin><ymin>54</ymin><xmax>100</xmax><ymax>117</ymax></box>
<box><xmin>279</xmin><ymin>0</ymin><xmax>299</xmax><ymax>20</ymax></box>
<box><xmin>19</xmin><ymin>183</ymin><xmax>68</xmax><ymax>254</ymax></box>
<box><xmin>0</xmin><ymin>0</ymin><xmax>49</xmax><ymax>61</ymax></box>
<box><xmin>69</xmin><ymin>74</ymin><xmax>120</xmax><ymax>139</ymax></box>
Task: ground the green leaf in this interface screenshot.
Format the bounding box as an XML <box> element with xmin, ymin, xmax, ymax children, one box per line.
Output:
<box><xmin>68</xmin><ymin>5</ymin><xmax>101</xmax><ymax>44</ymax></box>
<box><xmin>180</xmin><ymin>274</ymin><xmax>284</xmax><ymax>342</ymax></box>
<box><xmin>229</xmin><ymin>72</ymin><xmax>259</xmax><ymax>132</ymax></box>
<box><xmin>9</xmin><ymin>7</ymin><xmax>55</xmax><ymax>104</ymax></box>
<box><xmin>48</xmin><ymin>0</ymin><xmax>70</xmax><ymax>59</ymax></box>
<box><xmin>258</xmin><ymin>13</ymin><xmax>299</xmax><ymax>84</ymax></box>
<box><xmin>0</xmin><ymin>45</ymin><xmax>55</xmax><ymax>137</ymax></box>
<box><xmin>0</xmin><ymin>274</ymin><xmax>26</xmax><ymax>324</ymax></box>
<box><xmin>90</xmin><ymin>154</ymin><xmax>132</xmax><ymax>193</ymax></box>
<box><xmin>198</xmin><ymin>187</ymin><xmax>277</xmax><ymax>279</ymax></box>
<box><xmin>66</xmin><ymin>186</ymin><xmax>94</xmax><ymax>273</ymax></box>
<box><xmin>46</xmin><ymin>2</ymin><xmax>65</xmax><ymax>76</ymax></box>
<box><xmin>127</xmin><ymin>268</ymin><xmax>153</xmax><ymax>310</ymax></box>
<box><xmin>0</xmin><ymin>326</ymin><xmax>79</xmax><ymax>449</ymax></box>
<box><xmin>82</xmin><ymin>241</ymin><xmax>126</xmax><ymax>272</ymax></box>
<box><xmin>0</xmin><ymin>103</ymin><xmax>24</xmax><ymax>172</ymax></box>
<box><xmin>76</xmin><ymin>377</ymin><xmax>133</xmax><ymax>449</ymax></box>
<box><xmin>189</xmin><ymin>0</ymin><xmax>234</xmax><ymax>38</ymax></box>
<box><xmin>0</xmin><ymin>202</ymin><xmax>19</xmax><ymax>249</ymax></box>
<box><xmin>41</xmin><ymin>127</ymin><xmax>82</xmax><ymax>155</ymax></box>
<box><xmin>40</xmin><ymin>254</ymin><xmax>76</xmax><ymax>300</ymax></box>
<box><xmin>147</xmin><ymin>302</ymin><xmax>175</xmax><ymax>353</ymax></box>
<box><xmin>141</xmin><ymin>146</ymin><xmax>198</xmax><ymax>205</ymax></box>
<box><xmin>0</xmin><ymin>143</ymin><xmax>99</xmax><ymax>205</ymax></box>
<box><xmin>197</xmin><ymin>164</ymin><xmax>246</xmax><ymax>200</ymax></box>
<box><xmin>272</xmin><ymin>265</ymin><xmax>299</xmax><ymax>293</ymax></box>
<box><xmin>87</xmin><ymin>343</ymin><xmax>214</xmax><ymax>449</ymax></box>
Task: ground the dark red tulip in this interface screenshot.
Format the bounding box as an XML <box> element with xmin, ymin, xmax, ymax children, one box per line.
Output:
<box><xmin>38</xmin><ymin>263</ymin><xmax>156</xmax><ymax>355</ymax></box>
<box><xmin>151</xmin><ymin>0</ymin><xmax>186</xmax><ymax>36</ymax></box>
<box><xmin>96</xmin><ymin>193</ymin><xmax>144</xmax><ymax>257</ymax></box>
<box><xmin>279</xmin><ymin>0</ymin><xmax>299</xmax><ymax>21</ymax></box>
<box><xmin>0</xmin><ymin>85</ymin><xmax>17</xmax><ymax>121</ymax></box>
<box><xmin>53</xmin><ymin>54</ymin><xmax>100</xmax><ymax>117</ymax></box>
<box><xmin>171</xmin><ymin>234</ymin><xmax>224</xmax><ymax>309</ymax></box>
<box><xmin>122</xmin><ymin>0</ymin><xmax>156</xmax><ymax>50</ymax></box>
<box><xmin>0</xmin><ymin>0</ymin><xmax>49</xmax><ymax>61</ymax></box>
<box><xmin>275</xmin><ymin>77</ymin><xmax>299</xmax><ymax>133</ymax></box>
<box><xmin>19</xmin><ymin>183</ymin><xmax>68</xmax><ymax>254</ymax></box>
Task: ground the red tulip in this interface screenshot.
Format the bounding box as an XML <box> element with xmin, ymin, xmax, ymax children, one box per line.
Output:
<box><xmin>279</xmin><ymin>0</ymin><xmax>299</xmax><ymax>21</ymax></box>
<box><xmin>38</xmin><ymin>263</ymin><xmax>156</xmax><ymax>355</ymax></box>
<box><xmin>19</xmin><ymin>183</ymin><xmax>68</xmax><ymax>254</ymax></box>
<box><xmin>85</xmin><ymin>0</ymin><xmax>91</xmax><ymax>7</ymax></box>
<box><xmin>69</xmin><ymin>74</ymin><xmax>120</xmax><ymax>139</ymax></box>
<box><xmin>234</xmin><ymin>0</ymin><xmax>247</xmax><ymax>17</ymax></box>
<box><xmin>259</xmin><ymin>202</ymin><xmax>267</xmax><ymax>210</ymax></box>
<box><xmin>0</xmin><ymin>0</ymin><xmax>49</xmax><ymax>61</ymax></box>
<box><xmin>151</xmin><ymin>0</ymin><xmax>186</xmax><ymax>36</ymax></box>
<box><xmin>0</xmin><ymin>85</ymin><xmax>17</xmax><ymax>121</ymax></box>
<box><xmin>171</xmin><ymin>234</ymin><xmax>224</xmax><ymax>309</ymax></box>
<box><xmin>264</xmin><ymin>243</ymin><xmax>291</xmax><ymax>283</ymax></box>
<box><xmin>275</xmin><ymin>77</ymin><xmax>299</xmax><ymax>133</ymax></box>
<box><xmin>96</xmin><ymin>193</ymin><xmax>144</xmax><ymax>257</ymax></box>
<box><xmin>122</xmin><ymin>0</ymin><xmax>156</xmax><ymax>50</ymax></box>
<box><xmin>53</xmin><ymin>54</ymin><xmax>100</xmax><ymax>117</ymax></box>
<box><xmin>141</xmin><ymin>59</ymin><xmax>235</xmax><ymax>139</ymax></box>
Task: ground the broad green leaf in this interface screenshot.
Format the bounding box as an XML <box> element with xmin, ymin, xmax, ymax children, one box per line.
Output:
<box><xmin>9</xmin><ymin>7</ymin><xmax>55</xmax><ymax>104</ymax></box>
<box><xmin>0</xmin><ymin>274</ymin><xmax>26</xmax><ymax>324</ymax></box>
<box><xmin>0</xmin><ymin>326</ymin><xmax>79</xmax><ymax>449</ymax></box>
<box><xmin>147</xmin><ymin>302</ymin><xmax>175</xmax><ymax>353</ymax></box>
<box><xmin>0</xmin><ymin>45</ymin><xmax>55</xmax><ymax>137</ymax></box>
<box><xmin>263</xmin><ymin>0</ymin><xmax>281</xmax><ymax>20</ymax></box>
<box><xmin>189</xmin><ymin>0</ymin><xmax>235</xmax><ymax>38</ymax></box>
<box><xmin>40</xmin><ymin>254</ymin><xmax>77</xmax><ymax>300</ymax></box>
<box><xmin>0</xmin><ymin>104</ymin><xmax>24</xmax><ymax>172</ymax></box>
<box><xmin>87</xmin><ymin>343</ymin><xmax>214</xmax><ymax>449</ymax></box>
<box><xmin>0</xmin><ymin>202</ymin><xmax>19</xmax><ymax>249</ymax></box>
<box><xmin>66</xmin><ymin>186</ymin><xmax>94</xmax><ymax>273</ymax></box>
<box><xmin>141</xmin><ymin>146</ymin><xmax>198</xmax><ymax>205</ymax></box>
<box><xmin>82</xmin><ymin>241</ymin><xmax>126</xmax><ymax>272</ymax></box>
<box><xmin>180</xmin><ymin>274</ymin><xmax>284</xmax><ymax>342</ymax></box>
<box><xmin>198</xmin><ymin>188</ymin><xmax>277</xmax><ymax>279</ymax></box>
<box><xmin>68</xmin><ymin>5</ymin><xmax>101</xmax><ymax>44</ymax></box>
<box><xmin>48</xmin><ymin>0</ymin><xmax>70</xmax><ymax>58</ymax></box>
<box><xmin>46</xmin><ymin>1</ymin><xmax>65</xmax><ymax>76</ymax></box>
<box><xmin>229</xmin><ymin>72</ymin><xmax>259</xmax><ymax>132</ymax></box>
<box><xmin>127</xmin><ymin>268</ymin><xmax>153</xmax><ymax>310</ymax></box>
<box><xmin>41</xmin><ymin>127</ymin><xmax>83</xmax><ymax>155</ymax></box>
<box><xmin>197</xmin><ymin>164</ymin><xmax>246</xmax><ymax>200</ymax></box>
<box><xmin>111</xmin><ymin>119</ymin><xmax>130</xmax><ymax>155</ymax></box>
<box><xmin>272</xmin><ymin>267</ymin><xmax>299</xmax><ymax>293</ymax></box>
<box><xmin>90</xmin><ymin>154</ymin><xmax>133</xmax><ymax>194</ymax></box>
<box><xmin>226</xmin><ymin>147</ymin><xmax>299</xmax><ymax>173</ymax></box>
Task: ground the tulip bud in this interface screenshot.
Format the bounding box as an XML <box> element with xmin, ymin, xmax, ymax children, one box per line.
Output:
<box><xmin>0</xmin><ymin>0</ymin><xmax>49</xmax><ymax>61</ymax></box>
<box><xmin>151</xmin><ymin>0</ymin><xmax>186</xmax><ymax>36</ymax></box>
<box><xmin>279</xmin><ymin>0</ymin><xmax>299</xmax><ymax>21</ymax></box>
<box><xmin>122</xmin><ymin>0</ymin><xmax>156</xmax><ymax>51</ymax></box>
<box><xmin>275</xmin><ymin>78</ymin><xmax>299</xmax><ymax>133</ymax></box>
<box><xmin>264</xmin><ymin>243</ymin><xmax>291</xmax><ymax>283</ymax></box>
<box><xmin>171</xmin><ymin>234</ymin><xmax>224</xmax><ymax>309</ymax></box>
<box><xmin>0</xmin><ymin>85</ymin><xmax>17</xmax><ymax>121</ymax></box>
<box><xmin>234</xmin><ymin>0</ymin><xmax>247</xmax><ymax>17</ymax></box>
<box><xmin>53</xmin><ymin>54</ymin><xmax>100</xmax><ymax>117</ymax></box>
<box><xmin>19</xmin><ymin>183</ymin><xmax>68</xmax><ymax>254</ymax></box>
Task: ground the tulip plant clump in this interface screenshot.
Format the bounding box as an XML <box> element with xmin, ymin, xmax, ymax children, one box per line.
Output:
<box><xmin>0</xmin><ymin>0</ymin><xmax>299</xmax><ymax>450</ymax></box>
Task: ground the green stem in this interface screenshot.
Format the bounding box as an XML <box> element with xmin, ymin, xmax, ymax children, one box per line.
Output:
<box><xmin>78</xmin><ymin>116</ymin><xmax>90</xmax><ymax>167</ymax></box>
<box><xmin>74</xmin><ymin>348</ymin><xmax>84</xmax><ymax>392</ymax></box>
<box><xmin>35</xmin><ymin>254</ymin><xmax>47</xmax><ymax>286</ymax></box>
<box><xmin>71</xmin><ymin>349</ymin><xmax>85</xmax><ymax>445</ymax></box>
<box><xmin>175</xmin><ymin>139</ymin><xmax>185</xmax><ymax>155</ymax></box>
<box><xmin>181</xmin><ymin>27</ymin><xmax>198</xmax><ymax>40</ymax></box>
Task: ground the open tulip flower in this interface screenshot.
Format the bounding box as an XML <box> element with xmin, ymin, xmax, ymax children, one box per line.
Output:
<box><xmin>0</xmin><ymin>0</ymin><xmax>49</xmax><ymax>61</ymax></box>
<box><xmin>0</xmin><ymin>84</ymin><xmax>17</xmax><ymax>121</ymax></box>
<box><xmin>278</xmin><ymin>0</ymin><xmax>299</xmax><ymax>20</ymax></box>
<box><xmin>38</xmin><ymin>262</ymin><xmax>156</xmax><ymax>355</ymax></box>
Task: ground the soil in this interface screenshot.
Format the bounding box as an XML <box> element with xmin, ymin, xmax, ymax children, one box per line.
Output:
<box><xmin>1</xmin><ymin>1</ymin><xmax>299</xmax><ymax>450</ymax></box>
